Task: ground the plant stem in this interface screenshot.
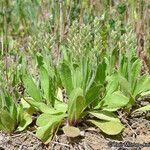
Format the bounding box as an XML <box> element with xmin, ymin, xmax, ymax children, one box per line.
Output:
<box><xmin>59</xmin><ymin>0</ymin><xmax>63</xmax><ymax>43</ymax></box>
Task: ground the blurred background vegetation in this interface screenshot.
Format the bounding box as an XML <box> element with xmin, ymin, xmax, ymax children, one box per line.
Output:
<box><xmin>0</xmin><ymin>0</ymin><xmax>150</xmax><ymax>91</ymax></box>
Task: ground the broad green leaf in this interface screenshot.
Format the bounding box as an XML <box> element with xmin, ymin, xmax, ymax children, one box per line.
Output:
<box><xmin>85</xmin><ymin>84</ymin><xmax>102</xmax><ymax>106</ymax></box>
<box><xmin>36</xmin><ymin>53</ymin><xmax>44</xmax><ymax>67</ymax></box>
<box><xmin>37</xmin><ymin>113</ymin><xmax>53</xmax><ymax>127</ymax></box>
<box><xmin>4</xmin><ymin>94</ymin><xmax>14</xmax><ymax>110</ymax></box>
<box><xmin>63</xmin><ymin>126</ymin><xmax>80</xmax><ymax>137</ymax></box>
<box><xmin>54</xmin><ymin>100</ymin><xmax>67</xmax><ymax>113</ymax></box>
<box><xmin>106</xmin><ymin>74</ymin><xmax>119</xmax><ymax>95</ymax></box>
<box><xmin>0</xmin><ymin>89</ymin><xmax>9</xmax><ymax>108</ymax></box>
<box><xmin>89</xmin><ymin>120</ymin><xmax>124</xmax><ymax>135</ymax></box>
<box><xmin>101</xmin><ymin>91</ymin><xmax>129</xmax><ymax>111</ymax></box>
<box><xmin>17</xmin><ymin>113</ymin><xmax>32</xmax><ymax>131</ymax></box>
<box><xmin>0</xmin><ymin>90</ymin><xmax>4</xmax><ymax>108</ymax></box>
<box><xmin>119</xmin><ymin>75</ymin><xmax>131</xmax><ymax>95</ymax></box>
<box><xmin>89</xmin><ymin>110</ymin><xmax>120</xmax><ymax>122</ymax></box>
<box><xmin>1</xmin><ymin>93</ymin><xmax>17</xmax><ymax>124</ymax></box>
<box><xmin>36</xmin><ymin>113</ymin><xmax>65</xmax><ymax>143</ymax></box>
<box><xmin>25</xmin><ymin>97</ymin><xmax>64</xmax><ymax>114</ymax></box>
<box><xmin>17</xmin><ymin>104</ymin><xmax>23</xmax><ymax>123</ymax></box>
<box><xmin>60</xmin><ymin>63</ymin><xmax>73</xmax><ymax>95</ymax></box>
<box><xmin>131</xmin><ymin>59</ymin><xmax>141</xmax><ymax>91</ymax></box>
<box><xmin>133</xmin><ymin>105</ymin><xmax>150</xmax><ymax>113</ymax></box>
<box><xmin>85</xmin><ymin>71</ymin><xmax>95</xmax><ymax>94</ymax></box>
<box><xmin>20</xmin><ymin>98</ymin><xmax>31</xmax><ymax>109</ymax></box>
<box><xmin>10</xmin><ymin>104</ymin><xmax>18</xmax><ymax>126</ymax></box>
<box><xmin>36</xmin><ymin>113</ymin><xmax>66</xmax><ymax>127</ymax></box>
<box><xmin>81</xmin><ymin>57</ymin><xmax>89</xmax><ymax>91</ymax></box>
<box><xmin>22</xmin><ymin>74</ymin><xmax>42</xmax><ymax>101</ymax></box>
<box><xmin>0</xmin><ymin>109</ymin><xmax>15</xmax><ymax>133</ymax></box>
<box><xmin>72</xmin><ymin>66</ymin><xmax>83</xmax><ymax>88</ymax></box>
<box><xmin>36</xmin><ymin>123</ymin><xmax>54</xmax><ymax>144</ymax></box>
<box><xmin>133</xmin><ymin>75</ymin><xmax>150</xmax><ymax>97</ymax></box>
<box><xmin>39</xmin><ymin>66</ymin><xmax>50</xmax><ymax>102</ymax></box>
<box><xmin>68</xmin><ymin>88</ymin><xmax>85</xmax><ymax>122</ymax></box>
<box><xmin>95</xmin><ymin>60</ymin><xmax>106</xmax><ymax>85</ymax></box>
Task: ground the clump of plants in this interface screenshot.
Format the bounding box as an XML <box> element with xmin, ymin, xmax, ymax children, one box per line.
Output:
<box><xmin>19</xmin><ymin>48</ymin><xmax>150</xmax><ymax>144</ymax></box>
<box><xmin>0</xmin><ymin>1</ymin><xmax>150</xmax><ymax>146</ymax></box>
<box><xmin>0</xmin><ymin>87</ymin><xmax>32</xmax><ymax>133</ymax></box>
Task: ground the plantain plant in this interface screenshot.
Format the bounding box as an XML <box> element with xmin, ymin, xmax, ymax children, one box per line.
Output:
<box><xmin>22</xmin><ymin>52</ymin><xmax>135</xmax><ymax>143</ymax></box>
<box><xmin>59</xmin><ymin>56</ymin><xmax>130</xmax><ymax>135</ymax></box>
<box><xmin>0</xmin><ymin>0</ymin><xmax>150</xmax><ymax>147</ymax></box>
<box><xmin>113</xmin><ymin>54</ymin><xmax>150</xmax><ymax>113</ymax></box>
<box><xmin>21</xmin><ymin>55</ymin><xmax>67</xmax><ymax>143</ymax></box>
<box><xmin>0</xmin><ymin>87</ymin><xmax>32</xmax><ymax>133</ymax></box>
